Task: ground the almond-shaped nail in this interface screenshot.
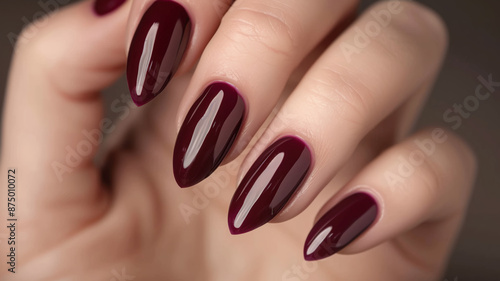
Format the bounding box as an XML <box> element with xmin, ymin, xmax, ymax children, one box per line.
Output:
<box><xmin>173</xmin><ymin>82</ymin><xmax>245</xmax><ymax>187</ymax></box>
<box><xmin>228</xmin><ymin>136</ymin><xmax>311</xmax><ymax>234</ymax></box>
<box><xmin>93</xmin><ymin>0</ymin><xmax>126</xmax><ymax>15</ymax></box>
<box><xmin>304</xmin><ymin>192</ymin><xmax>378</xmax><ymax>261</ymax></box>
<box><xmin>127</xmin><ymin>0</ymin><xmax>191</xmax><ymax>106</ymax></box>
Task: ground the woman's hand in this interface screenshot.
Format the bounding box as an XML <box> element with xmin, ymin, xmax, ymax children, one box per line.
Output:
<box><xmin>1</xmin><ymin>0</ymin><xmax>476</xmax><ymax>280</ymax></box>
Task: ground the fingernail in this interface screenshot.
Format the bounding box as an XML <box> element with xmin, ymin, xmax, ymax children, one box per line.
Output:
<box><xmin>304</xmin><ymin>193</ymin><xmax>378</xmax><ymax>261</ymax></box>
<box><xmin>93</xmin><ymin>0</ymin><xmax>126</xmax><ymax>15</ymax></box>
<box><xmin>173</xmin><ymin>82</ymin><xmax>245</xmax><ymax>187</ymax></box>
<box><xmin>228</xmin><ymin>136</ymin><xmax>311</xmax><ymax>234</ymax></box>
<box><xmin>127</xmin><ymin>0</ymin><xmax>191</xmax><ymax>106</ymax></box>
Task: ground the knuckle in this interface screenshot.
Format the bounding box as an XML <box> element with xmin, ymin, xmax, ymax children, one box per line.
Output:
<box><xmin>415</xmin><ymin>150</ymin><xmax>442</xmax><ymax>194</ymax></box>
<box><xmin>390</xmin><ymin>2</ymin><xmax>448</xmax><ymax>51</ymax></box>
<box><xmin>223</xmin><ymin>3</ymin><xmax>301</xmax><ymax>58</ymax></box>
<box><xmin>307</xmin><ymin>65</ymin><xmax>373</xmax><ymax>127</ymax></box>
<box><xmin>13</xmin><ymin>15</ymin><xmax>83</xmax><ymax>96</ymax></box>
<box><xmin>16</xmin><ymin>8</ymin><xmax>59</xmax><ymax>47</ymax></box>
<box><xmin>401</xmin><ymin>127</ymin><xmax>477</xmax><ymax>195</ymax></box>
<box><xmin>396</xmin><ymin>143</ymin><xmax>443</xmax><ymax>194</ymax></box>
<box><xmin>15</xmin><ymin>18</ymin><xmax>49</xmax><ymax>51</ymax></box>
<box><xmin>425</xmin><ymin>127</ymin><xmax>478</xmax><ymax>177</ymax></box>
<box><xmin>16</xmin><ymin>17</ymin><xmax>64</xmax><ymax>71</ymax></box>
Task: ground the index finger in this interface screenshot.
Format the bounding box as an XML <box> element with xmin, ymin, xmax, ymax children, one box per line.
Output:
<box><xmin>126</xmin><ymin>0</ymin><xmax>233</xmax><ymax>105</ymax></box>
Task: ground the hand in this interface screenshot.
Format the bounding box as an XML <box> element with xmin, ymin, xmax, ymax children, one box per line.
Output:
<box><xmin>1</xmin><ymin>0</ymin><xmax>476</xmax><ymax>280</ymax></box>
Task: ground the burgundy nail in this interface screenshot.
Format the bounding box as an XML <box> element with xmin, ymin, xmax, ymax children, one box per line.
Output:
<box><xmin>304</xmin><ymin>193</ymin><xmax>378</xmax><ymax>261</ymax></box>
<box><xmin>228</xmin><ymin>136</ymin><xmax>311</xmax><ymax>234</ymax></box>
<box><xmin>127</xmin><ymin>0</ymin><xmax>191</xmax><ymax>106</ymax></box>
<box><xmin>173</xmin><ymin>82</ymin><xmax>245</xmax><ymax>187</ymax></box>
<box><xmin>93</xmin><ymin>0</ymin><xmax>126</xmax><ymax>15</ymax></box>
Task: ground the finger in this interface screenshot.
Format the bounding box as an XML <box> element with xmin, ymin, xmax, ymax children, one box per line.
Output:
<box><xmin>227</xmin><ymin>1</ymin><xmax>449</xmax><ymax>234</ymax></box>
<box><xmin>303</xmin><ymin>128</ymin><xmax>476</xmax><ymax>267</ymax></box>
<box><xmin>126</xmin><ymin>0</ymin><xmax>233</xmax><ymax>105</ymax></box>
<box><xmin>0</xmin><ymin>0</ymin><xmax>128</xmax><ymax>247</ymax></box>
<box><xmin>172</xmin><ymin>0</ymin><xmax>359</xmax><ymax>187</ymax></box>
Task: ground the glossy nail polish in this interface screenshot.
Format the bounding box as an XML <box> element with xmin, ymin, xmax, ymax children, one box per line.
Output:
<box><xmin>173</xmin><ymin>82</ymin><xmax>245</xmax><ymax>187</ymax></box>
<box><xmin>228</xmin><ymin>136</ymin><xmax>311</xmax><ymax>234</ymax></box>
<box><xmin>304</xmin><ymin>193</ymin><xmax>378</xmax><ymax>261</ymax></box>
<box><xmin>93</xmin><ymin>0</ymin><xmax>126</xmax><ymax>15</ymax></box>
<box><xmin>127</xmin><ymin>0</ymin><xmax>191</xmax><ymax>106</ymax></box>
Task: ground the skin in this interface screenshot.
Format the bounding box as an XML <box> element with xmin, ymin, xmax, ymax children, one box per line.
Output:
<box><xmin>0</xmin><ymin>0</ymin><xmax>476</xmax><ymax>280</ymax></box>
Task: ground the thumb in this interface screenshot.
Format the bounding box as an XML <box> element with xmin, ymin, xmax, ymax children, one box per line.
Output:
<box><xmin>1</xmin><ymin>0</ymin><xmax>130</xmax><ymax>257</ymax></box>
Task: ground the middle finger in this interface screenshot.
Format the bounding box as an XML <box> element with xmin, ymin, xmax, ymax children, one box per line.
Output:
<box><xmin>172</xmin><ymin>0</ymin><xmax>359</xmax><ymax>187</ymax></box>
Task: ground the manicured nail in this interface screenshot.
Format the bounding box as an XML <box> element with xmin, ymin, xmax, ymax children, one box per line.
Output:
<box><xmin>228</xmin><ymin>136</ymin><xmax>311</xmax><ymax>234</ymax></box>
<box><xmin>93</xmin><ymin>0</ymin><xmax>126</xmax><ymax>15</ymax></box>
<box><xmin>173</xmin><ymin>82</ymin><xmax>245</xmax><ymax>187</ymax></box>
<box><xmin>304</xmin><ymin>193</ymin><xmax>378</xmax><ymax>261</ymax></box>
<box><xmin>127</xmin><ymin>0</ymin><xmax>191</xmax><ymax>106</ymax></box>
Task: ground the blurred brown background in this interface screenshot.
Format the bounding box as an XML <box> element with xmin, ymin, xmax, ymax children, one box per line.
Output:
<box><xmin>0</xmin><ymin>0</ymin><xmax>499</xmax><ymax>280</ymax></box>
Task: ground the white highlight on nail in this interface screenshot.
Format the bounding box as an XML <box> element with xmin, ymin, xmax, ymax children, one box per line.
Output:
<box><xmin>183</xmin><ymin>90</ymin><xmax>224</xmax><ymax>169</ymax></box>
<box><xmin>233</xmin><ymin>152</ymin><xmax>284</xmax><ymax>229</ymax></box>
<box><xmin>136</xmin><ymin>23</ymin><xmax>159</xmax><ymax>96</ymax></box>
<box><xmin>306</xmin><ymin>226</ymin><xmax>332</xmax><ymax>256</ymax></box>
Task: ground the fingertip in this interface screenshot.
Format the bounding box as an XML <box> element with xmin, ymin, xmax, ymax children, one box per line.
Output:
<box><xmin>172</xmin><ymin>82</ymin><xmax>246</xmax><ymax>187</ymax></box>
<box><xmin>303</xmin><ymin>192</ymin><xmax>378</xmax><ymax>261</ymax></box>
<box><xmin>126</xmin><ymin>0</ymin><xmax>191</xmax><ymax>106</ymax></box>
